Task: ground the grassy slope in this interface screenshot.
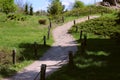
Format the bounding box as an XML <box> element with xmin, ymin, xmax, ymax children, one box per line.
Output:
<box><xmin>0</xmin><ymin>13</ymin><xmax>53</xmax><ymax>78</ymax></box>
<box><xmin>47</xmin><ymin>14</ymin><xmax>120</xmax><ymax>80</ymax></box>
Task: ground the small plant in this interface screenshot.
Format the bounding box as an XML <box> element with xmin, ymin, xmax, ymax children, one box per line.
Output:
<box><xmin>7</xmin><ymin>14</ymin><xmax>16</xmax><ymax>20</ymax></box>
<box><xmin>7</xmin><ymin>14</ymin><xmax>26</xmax><ymax>21</ymax></box>
<box><xmin>38</xmin><ymin>19</ymin><xmax>46</xmax><ymax>25</ymax></box>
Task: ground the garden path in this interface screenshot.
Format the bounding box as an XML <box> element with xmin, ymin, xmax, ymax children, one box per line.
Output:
<box><xmin>3</xmin><ymin>15</ymin><xmax>99</xmax><ymax>80</ymax></box>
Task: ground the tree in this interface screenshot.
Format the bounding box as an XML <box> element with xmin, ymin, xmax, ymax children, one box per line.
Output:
<box><xmin>0</xmin><ymin>0</ymin><xmax>17</xmax><ymax>14</ymax></box>
<box><xmin>73</xmin><ymin>0</ymin><xmax>84</xmax><ymax>9</ymax></box>
<box><xmin>47</xmin><ymin>0</ymin><xmax>64</xmax><ymax>16</ymax></box>
<box><xmin>24</xmin><ymin>3</ymin><xmax>29</xmax><ymax>15</ymax></box>
<box><xmin>30</xmin><ymin>5</ymin><xmax>33</xmax><ymax>15</ymax></box>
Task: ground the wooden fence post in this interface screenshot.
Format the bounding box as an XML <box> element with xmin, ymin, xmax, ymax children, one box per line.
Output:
<box><xmin>12</xmin><ymin>49</ymin><xmax>16</xmax><ymax>64</ymax></box>
<box><xmin>43</xmin><ymin>36</ymin><xmax>46</xmax><ymax>46</ymax></box>
<box><xmin>74</xmin><ymin>20</ymin><xmax>76</xmax><ymax>25</ymax></box>
<box><xmin>50</xmin><ymin>21</ymin><xmax>52</xmax><ymax>28</ymax></box>
<box><xmin>88</xmin><ymin>15</ymin><xmax>90</xmax><ymax>20</ymax></box>
<box><xmin>40</xmin><ymin>64</ymin><xmax>47</xmax><ymax>80</ymax></box>
<box><xmin>62</xmin><ymin>16</ymin><xmax>64</xmax><ymax>23</ymax></box>
<box><xmin>81</xmin><ymin>40</ymin><xmax>85</xmax><ymax>54</ymax></box>
<box><xmin>80</xmin><ymin>30</ymin><xmax>83</xmax><ymax>40</ymax></box>
<box><xmin>34</xmin><ymin>42</ymin><xmax>38</xmax><ymax>56</ymax></box>
<box><xmin>69</xmin><ymin>51</ymin><xmax>74</xmax><ymax>66</ymax></box>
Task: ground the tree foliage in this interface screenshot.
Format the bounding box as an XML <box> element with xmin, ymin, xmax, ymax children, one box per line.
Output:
<box><xmin>0</xmin><ymin>0</ymin><xmax>17</xmax><ymax>14</ymax></box>
<box><xmin>24</xmin><ymin>3</ymin><xmax>29</xmax><ymax>15</ymax></box>
<box><xmin>47</xmin><ymin>0</ymin><xmax>64</xmax><ymax>15</ymax></box>
<box><xmin>73</xmin><ymin>0</ymin><xmax>84</xmax><ymax>9</ymax></box>
<box><xmin>30</xmin><ymin>5</ymin><xmax>33</xmax><ymax>15</ymax></box>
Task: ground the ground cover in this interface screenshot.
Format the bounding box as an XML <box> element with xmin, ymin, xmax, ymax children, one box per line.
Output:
<box><xmin>47</xmin><ymin>13</ymin><xmax>120</xmax><ymax>80</ymax></box>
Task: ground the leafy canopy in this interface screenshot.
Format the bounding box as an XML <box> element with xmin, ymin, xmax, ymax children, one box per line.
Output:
<box><xmin>47</xmin><ymin>0</ymin><xmax>64</xmax><ymax>15</ymax></box>
<box><xmin>73</xmin><ymin>0</ymin><xmax>84</xmax><ymax>9</ymax></box>
<box><xmin>0</xmin><ymin>0</ymin><xmax>17</xmax><ymax>14</ymax></box>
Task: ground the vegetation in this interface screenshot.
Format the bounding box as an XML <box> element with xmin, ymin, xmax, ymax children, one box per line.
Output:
<box><xmin>30</xmin><ymin>5</ymin><xmax>33</xmax><ymax>15</ymax></box>
<box><xmin>47</xmin><ymin>0</ymin><xmax>64</xmax><ymax>16</ymax></box>
<box><xmin>0</xmin><ymin>13</ymin><xmax>53</xmax><ymax>78</ymax></box>
<box><xmin>64</xmin><ymin>5</ymin><xmax>114</xmax><ymax>17</ymax></box>
<box><xmin>0</xmin><ymin>0</ymin><xmax>17</xmax><ymax>14</ymax></box>
<box><xmin>0</xmin><ymin>0</ymin><xmax>119</xmax><ymax>79</ymax></box>
<box><xmin>73</xmin><ymin>0</ymin><xmax>85</xmax><ymax>9</ymax></box>
<box><xmin>24</xmin><ymin>3</ymin><xmax>29</xmax><ymax>15</ymax></box>
<box><xmin>47</xmin><ymin>13</ymin><xmax>120</xmax><ymax>80</ymax></box>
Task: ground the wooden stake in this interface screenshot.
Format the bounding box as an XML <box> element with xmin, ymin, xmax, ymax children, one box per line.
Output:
<box><xmin>40</xmin><ymin>64</ymin><xmax>47</xmax><ymax>80</ymax></box>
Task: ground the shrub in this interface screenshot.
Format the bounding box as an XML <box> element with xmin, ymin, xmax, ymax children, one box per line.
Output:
<box><xmin>7</xmin><ymin>14</ymin><xmax>26</xmax><ymax>21</ymax></box>
<box><xmin>110</xmin><ymin>32</ymin><xmax>120</xmax><ymax>40</ymax></box>
<box><xmin>64</xmin><ymin>6</ymin><xmax>114</xmax><ymax>17</ymax></box>
<box><xmin>70</xmin><ymin>14</ymin><xmax>120</xmax><ymax>40</ymax></box>
<box><xmin>38</xmin><ymin>19</ymin><xmax>46</xmax><ymax>25</ymax></box>
<box><xmin>0</xmin><ymin>51</ymin><xmax>12</xmax><ymax>65</ymax></box>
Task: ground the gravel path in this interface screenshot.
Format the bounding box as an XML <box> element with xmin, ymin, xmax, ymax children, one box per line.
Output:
<box><xmin>3</xmin><ymin>16</ymin><xmax>99</xmax><ymax>80</ymax></box>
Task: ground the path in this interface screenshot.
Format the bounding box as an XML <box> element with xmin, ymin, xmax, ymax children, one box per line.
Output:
<box><xmin>3</xmin><ymin>16</ymin><xmax>99</xmax><ymax>80</ymax></box>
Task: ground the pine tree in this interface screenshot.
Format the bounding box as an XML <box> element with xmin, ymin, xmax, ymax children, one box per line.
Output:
<box><xmin>24</xmin><ymin>3</ymin><xmax>28</xmax><ymax>15</ymax></box>
<box><xmin>30</xmin><ymin>5</ymin><xmax>33</xmax><ymax>15</ymax></box>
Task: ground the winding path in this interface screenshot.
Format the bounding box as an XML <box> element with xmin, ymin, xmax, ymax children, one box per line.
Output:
<box><xmin>3</xmin><ymin>16</ymin><xmax>99</xmax><ymax>80</ymax></box>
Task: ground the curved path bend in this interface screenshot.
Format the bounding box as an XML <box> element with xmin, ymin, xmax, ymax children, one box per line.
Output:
<box><xmin>3</xmin><ymin>16</ymin><xmax>99</xmax><ymax>80</ymax></box>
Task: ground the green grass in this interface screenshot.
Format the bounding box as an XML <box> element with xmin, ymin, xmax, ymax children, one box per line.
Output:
<box><xmin>0</xmin><ymin>13</ymin><xmax>53</xmax><ymax>78</ymax></box>
<box><xmin>47</xmin><ymin>14</ymin><xmax>120</xmax><ymax>80</ymax></box>
<box><xmin>64</xmin><ymin>5</ymin><xmax>115</xmax><ymax>17</ymax></box>
<box><xmin>0</xmin><ymin>11</ymin><xmax>89</xmax><ymax>79</ymax></box>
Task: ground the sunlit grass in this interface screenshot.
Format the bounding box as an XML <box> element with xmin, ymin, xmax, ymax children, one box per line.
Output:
<box><xmin>0</xmin><ymin>13</ymin><xmax>53</xmax><ymax>78</ymax></box>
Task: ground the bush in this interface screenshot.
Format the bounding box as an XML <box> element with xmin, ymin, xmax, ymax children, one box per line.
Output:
<box><xmin>38</xmin><ymin>19</ymin><xmax>46</xmax><ymax>25</ymax></box>
<box><xmin>70</xmin><ymin>14</ymin><xmax>120</xmax><ymax>40</ymax></box>
<box><xmin>110</xmin><ymin>32</ymin><xmax>120</xmax><ymax>40</ymax></box>
<box><xmin>7</xmin><ymin>14</ymin><xmax>26</xmax><ymax>21</ymax></box>
<box><xmin>0</xmin><ymin>51</ymin><xmax>12</xmax><ymax>65</ymax></box>
<box><xmin>64</xmin><ymin>5</ymin><xmax>114</xmax><ymax>17</ymax></box>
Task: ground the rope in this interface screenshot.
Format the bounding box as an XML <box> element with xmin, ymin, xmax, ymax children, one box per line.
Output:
<box><xmin>33</xmin><ymin>56</ymin><xmax>68</xmax><ymax>80</ymax></box>
<box><xmin>34</xmin><ymin>72</ymin><xmax>40</xmax><ymax>80</ymax></box>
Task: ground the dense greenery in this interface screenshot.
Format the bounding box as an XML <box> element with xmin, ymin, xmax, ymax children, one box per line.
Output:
<box><xmin>0</xmin><ymin>0</ymin><xmax>17</xmax><ymax>14</ymax></box>
<box><xmin>47</xmin><ymin>0</ymin><xmax>64</xmax><ymax>16</ymax></box>
<box><xmin>73</xmin><ymin>0</ymin><xmax>85</xmax><ymax>9</ymax></box>
<box><xmin>30</xmin><ymin>5</ymin><xmax>33</xmax><ymax>15</ymax></box>
<box><xmin>47</xmin><ymin>14</ymin><xmax>120</xmax><ymax>80</ymax></box>
<box><xmin>64</xmin><ymin>5</ymin><xmax>114</xmax><ymax>17</ymax></box>
<box><xmin>24</xmin><ymin>3</ymin><xmax>29</xmax><ymax>15</ymax></box>
<box><xmin>71</xmin><ymin>13</ymin><xmax>120</xmax><ymax>40</ymax></box>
